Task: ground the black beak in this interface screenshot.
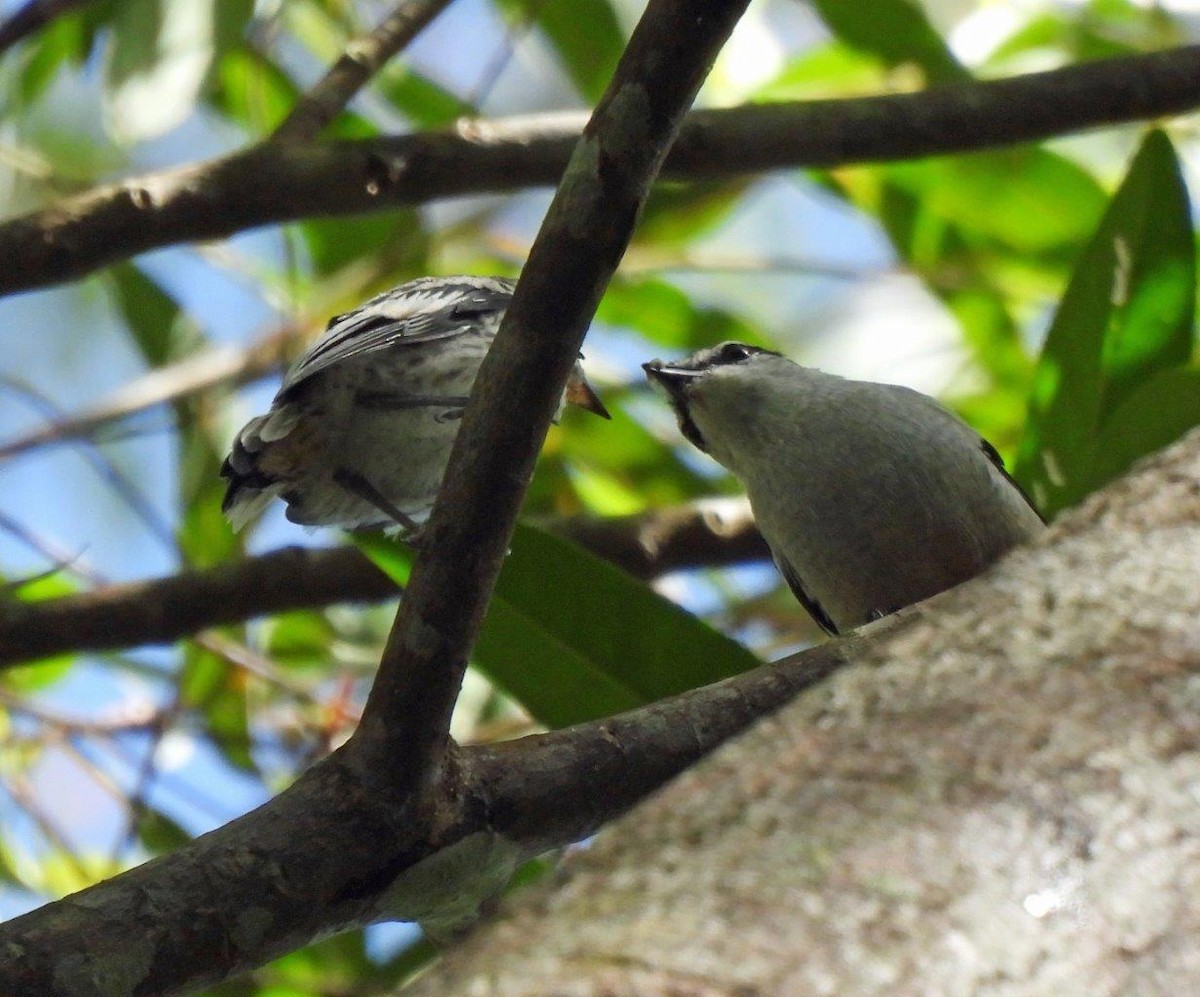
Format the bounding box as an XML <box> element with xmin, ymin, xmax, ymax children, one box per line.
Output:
<box><xmin>642</xmin><ymin>360</ymin><xmax>701</xmax><ymax>400</ymax></box>
<box><xmin>642</xmin><ymin>361</ymin><xmax>709</xmax><ymax>454</ymax></box>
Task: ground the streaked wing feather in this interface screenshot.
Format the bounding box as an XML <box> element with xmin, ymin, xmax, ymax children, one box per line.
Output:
<box><xmin>281</xmin><ymin>279</ymin><xmax>513</xmax><ymax>394</ymax></box>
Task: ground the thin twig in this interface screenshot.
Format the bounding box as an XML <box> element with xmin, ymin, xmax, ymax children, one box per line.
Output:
<box><xmin>0</xmin><ymin>376</ymin><xmax>176</xmax><ymax>549</ymax></box>
<box><xmin>273</xmin><ymin>0</ymin><xmax>456</xmax><ymax>141</ymax></box>
<box><xmin>0</xmin><ymin>326</ymin><xmax>298</xmax><ymax>460</ymax></box>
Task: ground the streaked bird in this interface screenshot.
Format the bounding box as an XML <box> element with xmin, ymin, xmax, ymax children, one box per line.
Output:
<box><xmin>644</xmin><ymin>342</ymin><xmax>1044</xmax><ymax>634</ymax></box>
<box><xmin>222</xmin><ymin>276</ymin><xmax>608</xmax><ymax>535</ymax></box>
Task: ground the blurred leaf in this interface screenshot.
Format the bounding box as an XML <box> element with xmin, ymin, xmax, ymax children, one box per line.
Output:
<box><xmin>1015</xmin><ymin>130</ymin><xmax>1196</xmax><ymax>515</ymax></box>
<box><xmin>36</xmin><ymin>850</ymin><xmax>115</xmax><ymax>897</ymax></box>
<box><xmin>756</xmin><ymin>42</ymin><xmax>886</xmax><ymax>100</ymax></box>
<box><xmin>104</xmin><ymin>0</ymin><xmax>220</xmax><ymax>141</ymax></box>
<box><xmin>181</xmin><ymin>642</ymin><xmax>254</xmax><ymax>771</ymax></box>
<box><xmin>213</xmin><ymin>0</ymin><xmax>254</xmax><ymax>54</ymax></box>
<box><xmin>358</xmin><ymin>524</ymin><xmax>760</xmax><ymax>728</ymax></box>
<box><xmin>0</xmin><ymin>654</ymin><xmax>73</xmax><ymax>693</ymax></box>
<box><xmin>378</xmin><ymin>66</ymin><xmax>474</xmax><ymax>128</ymax></box>
<box><xmin>885</xmin><ymin>148</ymin><xmax>1108</xmax><ymax>256</ymax></box>
<box><xmin>13</xmin><ymin>10</ymin><xmax>94</xmax><ymax>107</ymax></box>
<box><xmin>810</xmin><ymin>0</ymin><xmax>969</xmax><ymax>84</ymax></box>
<box><xmin>299</xmin><ymin>208</ymin><xmax>428</xmax><ymax>278</ymax></box>
<box><xmin>543</xmin><ymin>400</ymin><xmax>724</xmax><ymax>511</ymax></box>
<box><xmin>108</xmin><ymin>264</ymin><xmax>192</xmax><ymax>367</ymax></box>
<box><xmin>262</xmin><ymin>611</ymin><xmax>336</xmax><ymax>670</ymax></box>
<box><xmin>985</xmin><ymin>11</ymin><xmax>1138</xmax><ymax>68</ymax></box>
<box><xmin>636</xmin><ymin>182</ymin><xmax>750</xmax><ymax>249</ymax></box>
<box><xmin>204</xmin><ymin>928</ymin><xmax>428</xmax><ymax>996</ymax></box>
<box><xmin>1091</xmin><ymin>367</ymin><xmax>1200</xmax><ymax>486</ymax></box>
<box><xmin>208</xmin><ymin>46</ymin><xmax>299</xmax><ymax>133</ymax></box>
<box><xmin>352</xmin><ymin>533</ymin><xmax>413</xmax><ymax>585</ymax></box>
<box><xmin>16</xmin><ymin>0</ymin><xmax>118</xmax><ymax>104</ymax></box>
<box><xmin>134</xmin><ymin>806</ymin><xmax>193</xmax><ymax>852</ymax></box>
<box><xmin>598</xmin><ymin>277</ymin><xmax>768</xmax><ymax>350</ymax></box>
<box><xmin>0</xmin><ymin>837</ymin><xmax>20</xmax><ymax>887</ymax></box>
<box><xmin>177</xmin><ymin>411</ymin><xmax>239</xmax><ymax>567</ymax></box>
<box><xmin>497</xmin><ymin>0</ymin><xmax>623</xmax><ymax>102</ymax></box>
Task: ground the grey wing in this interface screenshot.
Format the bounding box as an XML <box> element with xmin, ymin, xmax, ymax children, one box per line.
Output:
<box><xmin>775</xmin><ymin>553</ymin><xmax>841</xmax><ymax>636</ymax></box>
<box><xmin>978</xmin><ymin>438</ymin><xmax>1045</xmax><ymax>523</ymax></box>
<box><xmin>280</xmin><ymin>277</ymin><xmax>515</xmax><ymax>396</ymax></box>
<box><xmin>877</xmin><ymin>383</ymin><xmax>1044</xmax><ymax>522</ymax></box>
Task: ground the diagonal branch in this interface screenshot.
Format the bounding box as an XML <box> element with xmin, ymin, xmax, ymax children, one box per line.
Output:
<box><xmin>0</xmin><ymin>500</ymin><xmax>767</xmax><ymax>669</ymax></box>
<box><xmin>1</xmin><ymin>45</ymin><xmax>1197</xmax><ymax>296</ymax></box>
<box><xmin>272</xmin><ymin>0</ymin><xmax>456</xmax><ymax>142</ymax></box>
<box><xmin>347</xmin><ymin>0</ymin><xmax>755</xmax><ymax>798</ymax></box>
<box><xmin>0</xmin><ymin>615</ymin><xmax>884</xmax><ymax>994</ymax></box>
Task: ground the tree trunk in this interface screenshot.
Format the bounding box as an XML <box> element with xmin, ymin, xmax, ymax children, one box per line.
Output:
<box><xmin>408</xmin><ymin>430</ymin><xmax>1200</xmax><ymax>996</ymax></box>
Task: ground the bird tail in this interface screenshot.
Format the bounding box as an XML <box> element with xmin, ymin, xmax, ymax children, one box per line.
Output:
<box><xmin>220</xmin><ymin>411</ymin><xmax>296</xmax><ymax>531</ymax></box>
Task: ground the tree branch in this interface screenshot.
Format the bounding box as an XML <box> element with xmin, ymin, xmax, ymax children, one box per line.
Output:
<box><xmin>0</xmin><ymin>501</ymin><xmax>767</xmax><ymax>668</ymax></box>
<box><xmin>272</xmin><ymin>0</ymin><xmax>455</xmax><ymax>142</ymax></box>
<box><xmin>0</xmin><ymin>607</ymin><xmax>882</xmax><ymax>994</ymax></box>
<box><xmin>1</xmin><ymin>45</ymin><xmax>1197</xmax><ymax>296</ymax></box>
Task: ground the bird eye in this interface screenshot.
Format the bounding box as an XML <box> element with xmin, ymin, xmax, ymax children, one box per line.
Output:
<box><xmin>719</xmin><ymin>343</ymin><xmax>755</xmax><ymax>364</ymax></box>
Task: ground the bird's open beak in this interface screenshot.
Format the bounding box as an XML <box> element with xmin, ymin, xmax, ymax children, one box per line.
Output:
<box><xmin>642</xmin><ymin>360</ymin><xmax>701</xmax><ymax>400</ymax></box>
<box><xmin>566</xmin><ymin>376</ymin><xmax>611</xmax><ymax>419</ymax></box>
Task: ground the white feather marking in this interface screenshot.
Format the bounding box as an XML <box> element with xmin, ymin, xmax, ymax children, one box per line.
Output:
<box><xmin>258</xmin><ymin>405</ymin><xmax>302</xmax><ymax>443</ymax></box>
<box><xmin>224</xmin><ymin>485</ymin><xmax>282</xmax><ymax>532</ymax></box>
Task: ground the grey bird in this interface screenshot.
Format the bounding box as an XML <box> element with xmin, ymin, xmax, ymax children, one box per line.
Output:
<box><xmin>643</xmin><ymin>342</ymin><xmax>1045</xmax><ymax>634</ymax></box>
<box><xmin>221</xmin><ymin>276</ymin><xmax>608</xmax><ymax>535</ymax></box>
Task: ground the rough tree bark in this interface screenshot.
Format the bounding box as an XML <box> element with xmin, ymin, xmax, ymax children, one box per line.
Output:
<box><xmin>406</xmin><ymin>429</ymin><xmax>1200</xmax><ymax>996</ymax></box>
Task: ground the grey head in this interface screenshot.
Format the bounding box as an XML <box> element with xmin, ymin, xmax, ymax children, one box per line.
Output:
<box><xmin>642</xmin><ymin>342</ymin><xmax>800</xmax><ymax>474</ymax></box>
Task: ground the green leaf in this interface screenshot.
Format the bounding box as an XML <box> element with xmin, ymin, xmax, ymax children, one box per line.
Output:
<box><xmin>378</xmin><ymin>67</ymin><xmax>474</xmax><ymax>129</ymax></box>
<box><xmin>507</xmin><ymin>0</ymin><xmax>624</xmax><ymax>101</ymax></box>
<box><xmin>597</xmin><ymin>277</ymin><xmax>768</xmax><ymax>350</ymax></box>
<box><xmin>1090</xmin><ymin>367</ymin><xmax>1200</xmax><ymax>491</ymax></box>
<box><xmin>486</xmin><ymin>524</ymin><xmax>760</xmax><ymax>725</ymax></box>
<box><xmin>884</xmin><ymin>147</ymin><xmax>1108</xmax><ymax>256</ymax></box>
<box><xmin>108</xmin><ymin>264</ymin><xmax>188</xmax><ymax>367</ymax></box>
<box><xmin>134</xmin><ymin>806</ymin><xmax>193</xmax><ymax>852</ymax></box>
<box><xmin>636</xmin><ymin>182</ymin><xmax>749</xmax><ymax>249</ymax></box>
<box><xmin>14</xmin><ymin>12</ymin><xmax>92</xmax><ymax>106</ymax></box>
<box><xmin>181</xmin><ymin>642</ymin><xmax>254</xmax><ymax>771</ymax></box>
<box><xmin>352</xmin><ymin>533</ymin><xmax>413</xmax><ymax>585</ymax></box>
<box><xmin>208</xmin><ymin>46</ymin><xmax>300</xmax><ymax>133</ymax></box>
<box><xmin>1015</xmin><ymin>130</ymin><xmax>1197</xmax><ymax>515</ymax></box>
<box><xmin>357</xmin><ymin>524</ymin><xmax>761</xmax><ymax>728</ymax></box>
<box><xmin>176</xmin><ymin>415</ymin><xmax>240</xmax><ymax>568</ymax></box>
<box><xmin>809</xmin><ymin>0</ymin><xmax>969</xmax><ymax>84</ymax></box>
<box><xmin>262</xmin><ymin>611</ymin><xmax>337</xmax><ymax>670</ymax></box>
<box><xmin>756</xmin><ymin>42</ymin><xmax>887</xmax><ymax>101</ymax></box>
<box><xmin>213</xmin><ymin>0</ymin><xmax>254</xmax><ymax>55</ymax></box>
<box><xmin>299</xmin><ymin>209</ymin><xmax>428</xmax><ymax>278</ymax></box>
